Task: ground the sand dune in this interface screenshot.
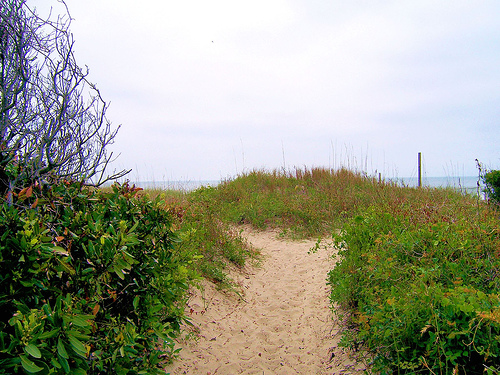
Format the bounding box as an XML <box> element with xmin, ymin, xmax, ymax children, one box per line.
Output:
<box><xmin>164</xmin><ymin>226</ymin><xmax>365</xmax><ymax>374</ymax></box>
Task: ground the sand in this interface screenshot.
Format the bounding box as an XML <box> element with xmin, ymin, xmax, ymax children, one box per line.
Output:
<box><xmin>164</xmin><ymin>226</ymin><xmax>366</xmax><ymax>374</ymax></box>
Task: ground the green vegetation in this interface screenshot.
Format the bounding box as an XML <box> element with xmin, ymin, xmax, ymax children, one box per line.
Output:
<box><xmin>329</xmin><ymin>196</ymin><xmax>500</xmax><ymax>373</ymax></box>
<box><xmin>186</xmin><ymin>168</ymin><xmax>399</xmax><ymax>238</ymax></box>
<box><xmin>138</xmin><ymin>186</ymin><xmax>259</xmax><ymax>287</ymax></box>
<box><xmin>484</xmin><ymin>170</ymin><xmax>500</xmax><ymax>206</ymax></box>
<box><xmin>0</xmin><ymin>181</ymin><xmax>196</xmax><ymax>373</ymax></box>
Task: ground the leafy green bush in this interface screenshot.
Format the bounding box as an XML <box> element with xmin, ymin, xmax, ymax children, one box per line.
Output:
<box><xmin>484</xmin><ymin>170</ymin><xmax>500</xmax><ymax>205</ymax></box>
<box><xmin>0</xmin><ymin>181</ymin><xmax>196</xmax><ymax>374</ymax></box>
<box><xmin>329</xmin><ymin>202</ymin><xmax>500</xmax><ymax>374</ymax></box>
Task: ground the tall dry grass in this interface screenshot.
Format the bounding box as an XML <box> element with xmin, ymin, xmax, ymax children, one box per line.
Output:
<box><xmin>197</xmin><ymin>167</ymin><xmax>478</xmax><ymax>238</ymax></box>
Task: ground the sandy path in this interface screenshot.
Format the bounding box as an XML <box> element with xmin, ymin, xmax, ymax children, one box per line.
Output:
<box><xmin>164</xmin><ymin>227</ymin><xmax>365</xmax><ymax>374</ymax></box>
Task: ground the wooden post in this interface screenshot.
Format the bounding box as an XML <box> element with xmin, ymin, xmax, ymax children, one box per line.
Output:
<box><xmin>418</xmin><ymin>152</ymin><xmax>422</xmax><ymax>187</ymax></box>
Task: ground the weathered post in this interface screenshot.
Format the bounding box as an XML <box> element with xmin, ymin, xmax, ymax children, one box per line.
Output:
<box><xmin>418</xmin><ymin>152</ymin><xmax>422</xmax><ymax>187</ymax></box>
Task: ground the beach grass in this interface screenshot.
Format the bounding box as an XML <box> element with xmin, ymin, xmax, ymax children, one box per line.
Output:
<box><xmin>184</xmin><ymin>167</ymin><xmax>480</xmax><ymax>238</ymax></box>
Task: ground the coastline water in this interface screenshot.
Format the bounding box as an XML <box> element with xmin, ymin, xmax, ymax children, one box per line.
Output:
<box><xmin>125</xmin><ymin>180</ymin><xmax>220</xmax><ymax>191</ymax></box>
<box><xmin>123</xmin><ymin>175</ymin><xmax>481</xmax><ymax>194</ymax></box>
<box><xmin>396</xmin><ymin>176</ymin><xmax>480</xmax><ymax>193</ymax></box>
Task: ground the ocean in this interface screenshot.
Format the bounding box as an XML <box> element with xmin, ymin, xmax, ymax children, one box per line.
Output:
<box><xmin>127</xmin><ymin>180</ymin><xmax>220</xmax><ymax>191</ymax></box>
<box><xmin>396</xmin><ymin>176</ymin><xmax>481</xmax><ymax>194</ymax></box>
<box><xmin>127</xmin><ymin>175</ymin><xmax>482</xmax><ymax>194</ymax></box>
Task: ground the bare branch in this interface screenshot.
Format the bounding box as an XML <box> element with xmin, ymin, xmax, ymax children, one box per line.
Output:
<box><xmin>0</xmin><ymin>0</ymin><xmax>128</xmax><ymax>195</ymax></box>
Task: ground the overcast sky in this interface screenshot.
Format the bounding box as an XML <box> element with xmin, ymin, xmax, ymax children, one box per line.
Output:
<box><xmin>38</xmin><ymin>1</ymin><xmax>500</xmax><ymax>182</ymax></box>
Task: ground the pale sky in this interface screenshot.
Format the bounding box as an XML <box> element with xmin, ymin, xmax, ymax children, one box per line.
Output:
<box><xmin>36</xmin><ymin>1</ymin><xmax>500</xmax><ymax>182</ymax></box>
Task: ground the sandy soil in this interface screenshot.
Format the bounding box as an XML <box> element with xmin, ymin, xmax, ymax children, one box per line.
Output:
<box><xmin>164</xmin><ymin>226</ymin><xmax>366</xmax><ymax>374</ymax></box>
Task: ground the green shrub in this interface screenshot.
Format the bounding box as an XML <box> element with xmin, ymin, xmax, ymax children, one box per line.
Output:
<box><xmin>0</xmin><ymin>181</ymin><xmax>196</xmax><ymax>374</ymax></box>
<box><xmin>484</xmin><ymin>170</ymin><xmax>500</xmax><ymax>205</ymax></box>
<box><xmin>329</xmin><ymin>203</ymin><xmax>500</xmax><ymax>374</ymax></box>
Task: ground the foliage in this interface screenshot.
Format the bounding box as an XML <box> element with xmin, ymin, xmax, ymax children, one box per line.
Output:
<box><xmin>483</xmin><ymin>170</ymin><xmax>500</xmax><ymax>206</ymax></box>
<box><xmin>328</xmin><ymin>198</ymin><xmax>500</xmax><ymax>373</ymax></box>
<box><xmin>0</xmin><ymin>181</ymin><xmax>196</xmax><ymax>374</ymax></box>
<box><xmin>0</xmin><ymin>0</ymin><xmax>128</xmax><ymax>198</ymax></box>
